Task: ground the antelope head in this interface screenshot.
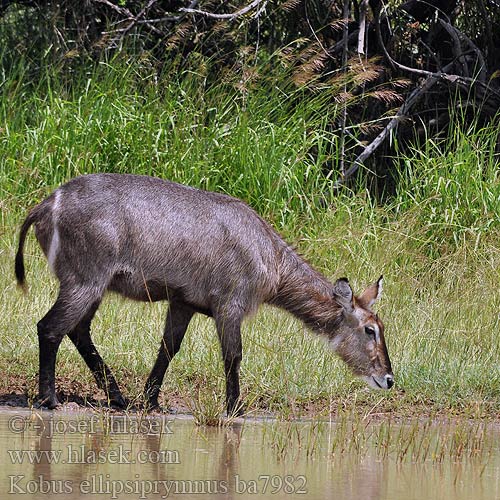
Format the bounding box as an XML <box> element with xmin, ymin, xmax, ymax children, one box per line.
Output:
<box><xmin>330</xmin><ymin>276</ymin><xmax>394</xmax><ymax>390</ymax></box>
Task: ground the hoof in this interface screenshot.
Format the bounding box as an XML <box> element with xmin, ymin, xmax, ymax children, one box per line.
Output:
<box><xmin>144</xmin><ymin>398</ymin><xmax>161</xmax><ymax>412</ymax></box>
<box><xmin>110</xmin><ymin>394</ymin><xmax>128</xmax><ymax>409</ymax></box>
<box><xmin>227</xmin><ymin>401</ymin><xmax>246</xmax><ymax>418</ymax></box>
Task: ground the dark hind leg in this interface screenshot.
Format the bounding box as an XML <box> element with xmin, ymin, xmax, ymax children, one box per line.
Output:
<box><xmin>144</xmin><ymin>300</ymin><xmax>194</xmax><ymax>409</ymax></box>
<box><xmin>215</xmin><ymin>312</ymin><xmax>244</xmax><ymax>417</ymax></box>
<box><xmin>37</xmin><ymin>285</ymin><xmax>102</xmax><ymax>409</ymax></box>
<box><xmin>67</xmin><ymin>301</ymin><xmax>126</xmax><ymax>408</ymax></box>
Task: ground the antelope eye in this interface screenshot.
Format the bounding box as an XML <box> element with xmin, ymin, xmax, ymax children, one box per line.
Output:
<box><xmin>365</xmin><ymin>326</ymin><xmax>376</xmax><ymax>337</ymax></box>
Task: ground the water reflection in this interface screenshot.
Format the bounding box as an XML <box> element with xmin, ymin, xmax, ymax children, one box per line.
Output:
<box><xmin>0</xmin><ymin>409</ymin><xmax>499</xmax><ymax>499</ymax></box>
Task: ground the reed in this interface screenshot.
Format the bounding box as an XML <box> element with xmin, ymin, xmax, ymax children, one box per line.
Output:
<box><xmin>260</xmin><ymin>411</ymin><xmax>494</xmax><ymax>465</ymax></box>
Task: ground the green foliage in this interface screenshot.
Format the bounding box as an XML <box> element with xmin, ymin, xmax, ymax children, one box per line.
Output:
<box><xmin>393</xmin><ymin>116</ymin><xmax>500</xmax><ymax>256</ymax></box>
<box><xmin>0</xmin><ymin>57</ymin><xmax>339</xmax><ymax>222</ymax></box>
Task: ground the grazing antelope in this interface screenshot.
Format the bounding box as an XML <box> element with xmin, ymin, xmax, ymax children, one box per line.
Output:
<box><xmin>15</xmin><ymin>174</ymin><xmax>393</xmax><ymax>414</ymax></box>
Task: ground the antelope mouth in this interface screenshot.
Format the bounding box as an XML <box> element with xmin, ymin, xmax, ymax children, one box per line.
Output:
<box><xmin>363</xmin><ymin>374</ymin><xmax>394</xmax><ymax>390</ymax></box>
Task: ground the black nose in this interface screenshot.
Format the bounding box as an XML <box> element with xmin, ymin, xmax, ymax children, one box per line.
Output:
<box><xmin>386</xmin><ymin>375</ymin><xmax>394</xmax><ymax>389</ymax></box>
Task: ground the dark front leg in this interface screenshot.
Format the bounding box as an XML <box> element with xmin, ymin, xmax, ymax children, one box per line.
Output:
<box><xmin>215</xmin><ymin>315</ymin><xmax>244</xmax><ymax>417</ymax></box>
<box><xmin>67</xmin><ymin>302</ymin><xmax>126</xmax><ymax>408</ymax></box>
<box><xmin>224</xmin><ymin>355</ymin><xmax>243</xmax><ymax>417</ymax></box>
<box><xmin>144</xmin><ymin>301</ymin><xmax>194</xmax><ymax>409</ymax></box>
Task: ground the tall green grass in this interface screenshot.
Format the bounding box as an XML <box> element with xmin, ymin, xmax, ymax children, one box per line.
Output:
<box><xmin>1</xmin><ymin>58</ymin><xmax>499</xmax><ymax>418</ymax></box>
<box><xmin>393</xmin><ymin>116</ymin><xmax>499</xmax><ymax>257</ymax></box>
<box><xmin>0</xmin><ymin>57</ymin><xmax>339</xmax><ymax>224</ymax></box>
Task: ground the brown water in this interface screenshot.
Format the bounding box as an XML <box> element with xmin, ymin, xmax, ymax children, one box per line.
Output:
<box><xmin>1</xmin><ymin>409</ymin><xmax>499</xmax><ymax>499</ymax></box>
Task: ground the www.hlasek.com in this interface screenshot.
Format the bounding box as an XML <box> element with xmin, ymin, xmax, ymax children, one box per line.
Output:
<box><xmin>9</xmin><ymin>474</ymin><xmax>308</xmax><ymax>497</ymax></box>
<box><xmin>8</xmin><ymin>444</ymin><xmax>180</xmax><ymax>465</ymax></box>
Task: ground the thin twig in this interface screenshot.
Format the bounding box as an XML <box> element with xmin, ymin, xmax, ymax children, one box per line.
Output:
<box><xmin>255</xmin><ymin>0</ymin><xmax>268</xmax><ymax>17</ymax></box>
<box><xmin>135</xmin><ymin>16</ymin><xmax>182</xmax><ymax>24</ymax></box>
<box><xmin>304</xmin><ymin>1</ymin><xmax>333</xmax><ymax>60</ymax></box>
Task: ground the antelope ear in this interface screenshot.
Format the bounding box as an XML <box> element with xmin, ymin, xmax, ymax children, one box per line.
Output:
<box><xmin>357</xmin><ymin>275</ymin><xmax>383</xmax><ymax>309</ymax></box>
<box><xmin>333</xmin><ymin>278</ymin><xmax>353</xmax><ymax>310</ymax></box>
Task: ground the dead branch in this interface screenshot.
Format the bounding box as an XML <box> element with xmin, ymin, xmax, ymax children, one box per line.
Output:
<box><xmin>180</xmin><ymin>0</ymin><xmax>265</xmax><ymax>19</ymax></box>
<box><xmin>94</xmin><ymin>0</ymin><xmax>134</xmax><ymax>18</ymax></box>
<box><xmin>357</xmin><ymin>0</ymin><xmax>369</xmax><ymax>55</ymax></box>
<box><xmin>374</xmin><ymin>6</ymin><xmax>499</xmax><ymax>98</ymax></box>
<box><xmin>438</xmin><ymin>19</ymin><xmax>487</xmax><ymax>83</ymax></box>
<box><xmin>334</xmin><ymin>61</ymin><xmax>455</xmax><ymax>188</ymax></box>
<box><xmin>335</xmin><ymin>6</ymin><xmax>499</xmax><ymax>188</ymax></box>
<box><xmin>439</xmin><ymin>16</ymin><xmax>469</xmax><ymax>77</ymax></box>
<box><xmin>99</xmin><ymin>0</ymin><xmax>199</xmax><ymax>48</ymax></box>
<box><xmin>104</xmin><ymin>0</ymin><xmax>162</xmax><ymax>46</ymax></box>
<box><xmin>339</xmin><ymin>0</ymin><xmax>350</xmax><ymax>177</ymax></box>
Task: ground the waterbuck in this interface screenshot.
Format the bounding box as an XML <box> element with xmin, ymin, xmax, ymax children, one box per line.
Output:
<box><xmin>15</xmin><ymin>174</ymin><xmax>393</xmax><ymax>414</ymax></box>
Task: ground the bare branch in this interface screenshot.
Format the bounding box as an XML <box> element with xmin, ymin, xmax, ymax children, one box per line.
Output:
<box><xmin>357</xmin><ymin>0</ymin><xmax>369</xmax><ymax>55</ymax></box>
<box><xmin>336</xmin><ymin>7</ymin><xmax>500</xmax><ymax>187</ymax></box>
<box><xmin>180</xmin><ymin>0</ymin><xmax>265</xmax><ymax>19</ymax></box>
<box><xmin>439</xmin><ymin>16</ymin><xmax>469</xmax><ymax>77</ymax></box>
<box><xmin>116</xmin><ymin>0</ymin><xmax>161</xmax><ymax>40</ymax></box>
<box><xmin>438</xmin><ymin>19</ymin><xmax>487</xmax><ymax>83</ymax></box>
<box><xmin>334</xmin><ymin>61</ymin><xmax>455</xmax><ymax>188</ymax></box>
<box><xmin>98</xmin><ymin>0</ymin><xmax>199</xmax><ymax>48</ymax></box>
<box><xmin>339</xmin><ymin>0</ymin><xmax>350</xmax><ymax>177</ymax></box>
<box><xmin>94</xmin><ymin>0</ymin><xmax>134</xmax><ymax>18</ymax></box>
<box><xmin>333</xmin><ymin>87</ymin><xmax>429</xmax><ymax>188</ymax></box>
<box><xmin>374</xmin><ymin>6</ymin><xmax>498</xmax><ymax>96</ymax></box>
